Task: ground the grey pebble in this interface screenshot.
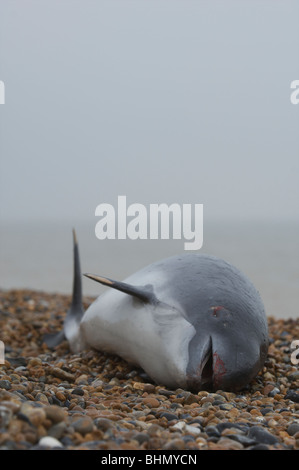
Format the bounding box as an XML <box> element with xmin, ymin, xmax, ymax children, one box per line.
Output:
<box><xmin>159</xmin><ymin>412</ymin><xmax>178</xmax><ymax>422</ymax></box>
<box><xmin>205</xmin><ymin>425</ymin><xmax>220</xmax><ymax>438</ymax></box>
<box><xmin>0</xmin><ymin>406</ymin><xmax>13</xmax><ymax>427</ymax></box>
<box><xmin>285</xmin><ymin>391</ymin><xmax>299</xmax><ymax>403</ymax></box>
<box><xmin>228</xmin><ymin>434</ymin><xmax>257</xmax><ymax>447</ymax></box>
<box><xmin>157</xmin><ymin>389</ymin><xmax>174</xmax><ymax>398</ymax></box>
<box><xmin>48</xmin><ymin>422</ymin><xmax>67</xmax><ymax>439</ymax></box>
<box><xmin>0</xmin><ymin>380</ymin><xmax>12</xmax><ymax>390</ymax></box>
<box><xmin>71</xmin><ymin>387</ymin><xmax>84</xmax><ymax>396</ymax></box>
<box><xmin>268</xmin><ymin>387</ymin><xmax>280</xmax><ymax>397</ymax></box>
<box><xmin>61</xmin><ymin>436</ymin><xmax>74</xmax><ymax>447</ymax></box>
<box><xmin>176</xmin><ymin>391</ymin><xmax>198</xmax><ymax>404</ymax></box>
<box><xmin>287</xmin><ymin>422</ymin><xmax>299</xmax><ymax>436</ymax></box>
<box><xmin>249</xmin><ymin>444</ymin><xmax>270</xmax><ymax>450</ymax></box>
<box><xmin>210</xmin><ymin>393</ymin><xmax>227</xmax><ymax>403</ymax></box>
<box><xmin>134</xmin><ymin>432</ymin><xmax>150</xmax><ymax>444</ymax></box>
<box><xmin>6</xmin><ymin>357</ymin><xmax>27</xmax><ymax>367</ymax></box>
<box><xmin>217</xmin><ymin>422</ymin><xmax>248</xmax><ymax>433</ymax></box>
<box><xmin>72</xmin><ymin>417</ymin><xmax>94</xmax><ymax>435</ymax></box>
<box><xmin>248</xmin><ymin>426</ymin><xmax>279</xmax><ymax>445</ymax></box>
<box><xmin>77</xmin><ymin>440</ymin><xmax>106</xmax><ymax>449</ymax></box>
<box><xmin>182</xmin><ymin>435</ymin><xmax>196</xmax><ymax>443</ymax></box>
<box><xmin>288</xmin><ymin>371</ymin><xmax>299</xmax><ymax>382</ymax></box>
<box><xmin>94</xmin><ymin>417</ymin><xmax>114</xmax><ymax>431</ymax></box>
<box><xmin>219</xmin><ymin>403</ymin><xmax>235</xmax><ymax>411</ymax></box>
<box><xmin>260</xmin><ymin>407</ymin><xmax>273</xmax><ymax>416</ymax></box>
<box><xmin>12</xmin><ymin>391</ymin><xmax>27</xmax><ymax>401</ymax></box>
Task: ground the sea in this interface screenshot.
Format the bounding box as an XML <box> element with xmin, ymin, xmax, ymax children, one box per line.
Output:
<box><xmin>0</xmin><ymin>219</ymin><xmax>298</xmax><ymax>319</ymax></box>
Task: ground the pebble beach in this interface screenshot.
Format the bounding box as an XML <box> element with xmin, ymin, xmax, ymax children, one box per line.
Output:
<box><xmin>0</xmin><ymin>289</ymin><xmax>299</xmax><ymax>451</ymax></box>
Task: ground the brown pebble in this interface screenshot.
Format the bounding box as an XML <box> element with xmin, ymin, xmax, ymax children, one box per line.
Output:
<box><xmin>143</xmin><ymin>384</ymin><xmax>156</xmax><ymax>393</ymax></box>
<box><xmin>44</xmin><ymin>405</ymin><xmax>67</xmax><ymax>424</ymax></box>
<box><xmin>35</xmin><ymin>393</ymin><xmax>49</xmax><ymax>404</ymax></box>
<box><xmin>28</xmin><ymin>357</ymin><xmax>42</xmax><ymax>367</ymax></box>
<box><xmin>95</xmin><ymin>417</ymin><xmax>114</xmax><ymax>431</ymax></box>
<box><xmin>250</xmin><ymin>408</ymin><xmax>262</xmax><ymax>416</ymax></box>
<box><xmin>263</xmin><ymin>384</ymin><xmax>275</xmax><ymax>395</ymax></box>
<box><xmin>143</xmin><ymin>397</ymin><xmax>160</xmax><ymax>408</ymax></box>
<box><xmin>24</xmin><ymin>393</ymin><xmax>35</xmax><ymax>401</ymax></box>
<box><xmin>55</xmin><ymin>391</ymin><xmax>66</xmax><ymax>402</ymax></box>
<box><xmin>197</xmin><ymin>391</ymin><xmax>209</xmax><ymax>398</ymax></box>
<box><xmin>0</xmin><ymin>400</ymin><xmax>20</xmax><ymax>413</ymax></box>
<box><xmin>163</xmin><ymin>438</ymin><xmax>186</xmax><ymax>450</ymax></box>
<box><xmin>221</xmin><ymin>428</ymin><xmax>243</xmax><ymax>436</ymax></box>
<box><xmin>0</xmin><ymin>432</ymin><xmax>11</xmax><ymax>445</ymax></box>
<box><xmin>19</xmin><ymin>402</ymin><xmax>34</xmax><ymax>416</ymax></box>
<box><xmin>133</xmin><ymin>382</ymin><xmax>145</xmax><ymax>391</ymax></box>
<box><xmin>211</xmin><ymin>437</ymin><xmax>244</xmax><ymax>450</ymax></box>
<box><xmin>27</xmin><ymin>408</ymin><xmax>46</xmax><ymax>427</ymax></box>
<box><xmin>147</xmin><ymin>423</ymin><xmax>163</xmax><ymax>436</ymax></box>
<box><xmin>226</xmin><ymin>408</ymin><xmax>239</xmax><ymax>418</ymax></box>
<box><xmin>73</xmin><ymin>416</ymin><xmax>94</xmax><ymax>435</ymax></box>
<box><xmin>75</xmin><ymin>374</ymin><xmax>89</xmax><ymax>385</ymax></box>
<box><xmin>50</xmin><ymin>367</ymin><xmax>75</xmax><ymax>382</ymax></box>
<box><xmin>24</xmin><ymin>429</ymin><xmax>38</xmax><ymax>444</ymax></box>
<box><xmin>85</xmin><ymin>408</ymin><xmax>100</xmax><ymax>419</ymax></box>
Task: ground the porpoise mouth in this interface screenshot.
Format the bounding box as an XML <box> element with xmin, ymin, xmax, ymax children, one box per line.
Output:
<box><xmin>200</xmin><ymin>336</ymin><xmax>214</xmax><ymax>388</ymax></box>
<box><xmin>187</xmin><ymin>336</ymin><xmax>215</xmax><ymax>392</ymax></box>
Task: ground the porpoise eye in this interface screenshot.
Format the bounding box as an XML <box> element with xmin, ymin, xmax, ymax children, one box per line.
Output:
<box><xmin>210</xmin><ymin>305</ymin><xmax>231</xmax><ymax>325</ymax></box>
<box><xmin>211</xmin><ymin>305</ymin><xmax>225</xmax><ymax>317</ymax></box>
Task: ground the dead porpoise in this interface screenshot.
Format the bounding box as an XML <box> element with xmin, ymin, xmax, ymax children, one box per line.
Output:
<box><xmin>44</xmin><ymin>231</ymin><xmax>269</xmax><ymax>392</ymax></box>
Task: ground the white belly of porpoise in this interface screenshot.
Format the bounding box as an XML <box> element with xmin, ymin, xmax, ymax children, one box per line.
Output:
<box><xmin>79</xmin><ymin>286</ymin><xmax>196</xmax><ymax>389</ymax></box>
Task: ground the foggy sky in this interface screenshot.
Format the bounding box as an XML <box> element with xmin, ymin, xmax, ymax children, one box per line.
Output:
<box><xmin>0</xmin><ymin>0</ymin><xmax>298</xmax><ymax>224</ymax></box>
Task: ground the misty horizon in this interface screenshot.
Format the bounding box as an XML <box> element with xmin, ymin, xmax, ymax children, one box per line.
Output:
<box><xmin>0</xmin><ymin>1</ymin><xmax>298</xmax><ymax>225</ymax></box>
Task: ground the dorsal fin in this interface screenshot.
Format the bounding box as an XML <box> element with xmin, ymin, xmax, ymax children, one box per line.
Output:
<box><xmin>84</xmin><ymin>273</ymin><xmax>157</xmax><ymax>304</ymax></box>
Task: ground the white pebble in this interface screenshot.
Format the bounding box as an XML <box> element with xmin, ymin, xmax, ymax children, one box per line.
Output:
<box><xmin>254</xmin><ymin>416</ymin><xmax>266</xmax><ymax>423</ymax></box>
<box><xmin>38</xmin><ymin>436</ymin><xmax>63</xmax><ymax>448</ymax></box>
<box><xmin>172</xmin><ymin>421</ymin><xmax>185</xmax><ymax>431</ymax></box>
<box><xmin>172</xmin><ymin>420</ymin><xmax>201</xmax><ymax>436</ymax></box>
<box><xmin>185</xmin><ymin>424</ymin><xmax>202</xmax><ymax>436</ymax></box>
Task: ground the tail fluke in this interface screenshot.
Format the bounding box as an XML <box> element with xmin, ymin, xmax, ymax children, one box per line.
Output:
<box><xmin>70</xmin><ymin>229</ymin><xmax>83</xmax><ymax>313</ymax></box>
<box><xmin>43</xmin><ymin>229</ymin><xmax>85</xmax><ymax>349</ymax></box>
<box><xmin>43</xmin><ymin>329</ymin><xmax>66</xmax><ymax>348</ymax></box>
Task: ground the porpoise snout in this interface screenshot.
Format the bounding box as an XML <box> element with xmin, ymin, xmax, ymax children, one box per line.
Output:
<box><xmin>186</xmin><ymin>349</ymin><xmax>247</xmax><ymax>392</ymax></box>
<box><xmin>186</xmin><ymin>333</ymin><xmax>267</xmax><ymax>392</ymax></box>
<box><xmin>190</xmin><ymin>352</ymin><xmax>267</xmax><ymax>392</ymax></box>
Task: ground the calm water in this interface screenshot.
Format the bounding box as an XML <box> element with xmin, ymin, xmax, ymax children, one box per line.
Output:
<box><xmin>0</xmin><ymin>219</ymin><xmax>298</xmax><ymax>319</ymax></box>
